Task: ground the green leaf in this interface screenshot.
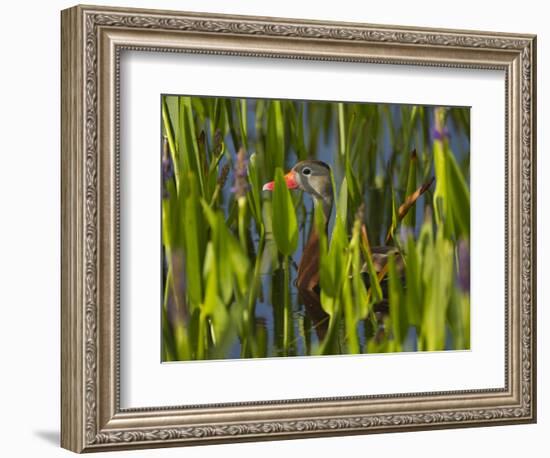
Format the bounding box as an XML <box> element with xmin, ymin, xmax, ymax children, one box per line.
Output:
<box><xmin>200</xmin><ymin>200</ymin><xmax>249</xmax><ymax>300</ymax></box>
<box><xmin>266</xmin><ymin>101</ymin><xmax>285</xmax><ymax>176</ymax></box>
<box><xmin>344</xmin><ymin>156</ymin><xmax>361</xmax><ymax>221</ymax></box>
<box><xmin>446</xmin><ymin>149</ymin><xmax>470</xmax><ymax>238</ymax></box>
<box><xmin>271</xmin><ymin>168</ymin><xmax>298</xmax><ymax>257</ymax></box>
<box><xmin>433</xmin><ymin>114</ymin><xmax>470</xmax><ymax>240</ymax></box>
<box><xmin>420</xmin><ymin>231</ymin><xmax>454</xmax><ymax>351</ymax></box>
<box><xmin>201</xmin><ymin>242</ymin><xmax>231</xmax><ymax>356</ymax></box>
<box><xmin>402</xmin><ymin>150</ymin><xmax>418</xmax><ymax>229</ymax></box>
<box><xmin>388</xmin><ymin>254</ymin><xmax>406</xmax><ymax>351</ymax></box>
<box><xmin>405</xmin><ymin>233</ymin><xmax>422</xmax><ymax>326</ymax></box>
<box><xmin>337</xmin><ymin>177</ymin><xmax>348</xmax><ymax>227</ymax></box>
<box><xmin>350</xmin><ymin>220</ymin><xmax>369</xmax><ymax>319</ymax></box>
<box><xmin>179</xmin><ymin>97</ymin><xmax>205</xmax><ymax>196</ymax></box>
<box><xmin>359</xmin><ymin>227</ymin><xmax>383</xmax><ymax>304</ymax></box>
<box><xmin>247</xmin><ymin>153</ymin><xmax>263</xmax><ymax>231</ymax></box>
<box><xmin>183</xmin><ymin>175</ymin><xmax>206</xmax><ymax>308</ymax></box>
<box><xmin>385</xmin><ymin>184</ymin><xmax>399</xmax><ymax>243</ymax></box>
<box><xmin>342</xmin><ymin>278</ymin><xmax>360</xmax><ymax>354</ymax></box>
<box><xmin>237</xmin><ymin>98</ymin><xmax>248</xmax><ymax>151</ymax></box>
<box><xmin>319</xmin><ymin>211</ymin><xmax>347</xmax><ymax>300</ymax></box>
<box><xmin>338</xmin><ymin>102</ymin><xmax>346</xmax><ymax>157</ymax></box>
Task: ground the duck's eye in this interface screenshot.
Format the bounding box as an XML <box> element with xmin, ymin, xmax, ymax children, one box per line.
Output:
<box><xmin>302</xmin><ymin>167</ymin><xmax>312</xmax><ymax>176</ymax></box>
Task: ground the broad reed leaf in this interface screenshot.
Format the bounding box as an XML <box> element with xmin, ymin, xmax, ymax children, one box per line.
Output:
<box><xmin>420</xmin><ymin>231</ymin><xmax>453</xmax><ymax>351</ymax></box>
<box><xmin>446</xmin><ymin>148</ymin><xmax>470</xmax><ymax>238</ymax></box>
<box><xmin>405</xmin><ymin>232</ymin><xmax>422</xmax><ymax>326</ymax></box>
<box><xmin>337</xmin><ymin>177</ymin><xmax>348</xmax><ymax>227</ymax></box>
<box><xmin>330</xmin><ymin>216</ymin><xmax>347</xmax><ymax>292</ymax></box>
<box><xmin>183</xmin><ymin>175</ymin><xmax>206</xmax><ymax>308</ymax></box>
<box><xmin>448</xmin><ymin>289</ymin><xmax>471</xmax><ymax>350</ymax></box>
<box><xmin>388</xmin><ymin>253</ymin><xmax>406</xmax><ymax>351</ymax></box>
<box><xmin>350</xmin><ymin>219</ymin><xmax>369</xmax><ymax>319</ymax></box>
<box><xmin>434</xmin><ymin>136</ymin><xmax>470</xmax><ymax>240</ymax></box>
<box><xmin>271</xmin><ymin>168</ymin><xmax>298</xmax><ymax>257</ymax></box>
<box><xmin>266</xmin><ymin>101</ymin><xmax>285</xmax><ymax>176</ymax></box>
<box><xmin>228</xmin><ymin>235</ymin><xmax>251</xmax><ymax>295</ymax></box>
<box><xmin>200</xmin><ymin>201</ymin><xmax>250</xmax><ymax>299</ymax></box>
<box><xmin>342</xmin><ymin>278</ymin><xmax>360</xmax><ymax>354</ymax></box>
<box><xmin>201</xmin><ymin>242</ymin><xmax>231</xmax><ymax>355</ymax></box>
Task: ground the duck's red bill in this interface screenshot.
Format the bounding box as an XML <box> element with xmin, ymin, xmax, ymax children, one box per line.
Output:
<box><xmin>262</xmin><ymin>171</ymin><xmax>299</xmax><ymax>191</ymax></box>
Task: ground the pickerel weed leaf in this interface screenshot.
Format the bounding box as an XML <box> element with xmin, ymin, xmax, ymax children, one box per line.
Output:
<box><xmin>266</xmin><ymin>101</ymin><xmax>285</xmax><ymax>178</ymax></box>
<box><xmin>388</xmin><ymin>253</ymin><xmax>406</xmax><ymax>351</ymax></box>
<box><xmin>183</xmin><ymin>174</ymin><xmax>205</xmax><ymax>309</ymax></box>
<box><xmin>271</xmin><ymin>168</ymin><xmax>298</xmax><ymax>257</ymax></box>
<box><xmin>405</xmin><ymin>233</ymin><xmax>422</xmax><ymax>327</ymax></box>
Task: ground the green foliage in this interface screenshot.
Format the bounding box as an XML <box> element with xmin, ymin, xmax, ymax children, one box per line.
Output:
<box><xmin>433</xmin><ymin>109</ymin><xmax>470</xmax><ymax>239</ymax></box>
<box><xmin>403</xmin><ymin>151</ymin><xmax>418</xmax><ymax>229</ymax></box>
<box><xmin>271</xmin><ymin>168</ymin><xmax>299</xmax><ymax>257</ymax></box>
<box><xmin>319</xmin><ymin>180</ymin><xmax>348</xmax><ymax>302</ymax></box>
<box><xmin>161</xmin><ymin>95</ymin><xmax>470</xmax><ymax>360</ymax></box>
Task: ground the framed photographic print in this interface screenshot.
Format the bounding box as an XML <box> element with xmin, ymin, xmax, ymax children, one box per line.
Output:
<box><xmin>61</xmin><ymin>4</ymin><xmax>537</xmax><ymax>453</ymax></box>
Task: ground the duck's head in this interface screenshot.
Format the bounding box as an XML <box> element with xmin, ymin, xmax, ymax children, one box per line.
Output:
<box><xmin>262</xmin><ymin>160</ymin><xmax>334</xmax><ymax>219</ymax></box>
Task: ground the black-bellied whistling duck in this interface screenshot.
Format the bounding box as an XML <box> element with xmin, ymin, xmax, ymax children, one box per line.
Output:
<box><xmin>263</xmin><ymin>160</ymin><xmax>412</xmax><ymax>341</ymax></box>
<box><xmin>263</xmin><ymin>160</ymin><xmax>400</xmax><ymax>294</ymax></box>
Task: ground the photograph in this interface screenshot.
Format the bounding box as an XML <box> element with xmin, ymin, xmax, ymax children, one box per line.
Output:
<box><xmin>160</xmin><ymin>95</ymin><xmax>471</xmax><ymax>361</ymax></box>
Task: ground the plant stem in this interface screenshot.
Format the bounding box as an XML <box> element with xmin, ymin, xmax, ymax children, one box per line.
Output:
<box><xmin>197</xmin><ymin>312</ymin><xmax>205</xmax><ymax>360</ymax></box>
<box><xmin>238</xmin><ymin>197</ymin><xmax>248</xmax><ymax>251</ymax></box>
<box><xmin>283</xmin><ymin>256</ymin><xmax>290</xmax><ymax>356</ymax></box>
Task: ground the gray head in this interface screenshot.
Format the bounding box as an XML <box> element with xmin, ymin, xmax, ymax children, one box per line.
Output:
<box><xmin>263</xmin><ymin>160</ymin><xmax>334</xmax><ymax>219</ymax></box>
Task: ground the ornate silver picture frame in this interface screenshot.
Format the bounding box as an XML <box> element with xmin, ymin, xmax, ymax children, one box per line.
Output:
<box><xmin>61</xmin><ymin>4</ymin><xmax>536</xmax><ymax>453</ymax></box>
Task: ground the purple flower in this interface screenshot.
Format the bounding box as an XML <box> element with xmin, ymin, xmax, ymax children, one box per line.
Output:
<box><xmin>162</xmin><ymin>155</ymin><xmax>174</xmax><ymax>181</ymax></box>
<box><xmin>432</xmin><ymin>125</ymin><xmax>450</xmax><ymax>141</ymax></box>
<box><xmin>232</xmin><ymin>147</ymin><xmax>249</xmax><ymax>198</ymax></box>
<box><xmin>432</xmin><ymin>107</ymin><xmax>451</xmax><ymax>142</ymax></box>
<box><xmin>162</xmin><ymin>137</ymin><xmax>174</xmax><ymax>199</ymax></box>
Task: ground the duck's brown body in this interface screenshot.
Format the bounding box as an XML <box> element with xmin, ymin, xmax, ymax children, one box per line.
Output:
<box><xmin>296</xmin><ymin>224</ymin><xmax>321</xmax><ymax>291</ymax></box>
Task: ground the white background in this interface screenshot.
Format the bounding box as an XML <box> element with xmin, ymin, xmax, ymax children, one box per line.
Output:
<box><xmin>0</xmin><ymin>0</ymin><xmax>546</xmax><ymax>457</ymax></box>
<box><xmin>122</xmin><ymin>54</ymin><xmax>505</xmax><ymax>407</ymax></box>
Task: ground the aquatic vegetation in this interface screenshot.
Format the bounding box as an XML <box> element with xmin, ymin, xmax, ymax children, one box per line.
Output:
<box><xmin>161</xmin><ymin>96</ymin><xmax>470</xmax><ymax>361</ymax></box>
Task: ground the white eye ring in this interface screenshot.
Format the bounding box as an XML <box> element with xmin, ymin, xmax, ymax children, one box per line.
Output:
<box><xmin>302</xmin><ymin>167</ymin><xmax>312</xmax><ymax>176</ymax></box>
